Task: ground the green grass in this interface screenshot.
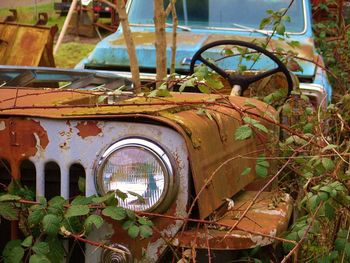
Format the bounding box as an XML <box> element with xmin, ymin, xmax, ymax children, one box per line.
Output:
<box><xmin>0</xmin><ymin>3</ymin><xmax>65</xmax><ymax>28</ymax></box>
<box><xmin>55</xmin><ymin>42</ymin><xmax>96</xmax><ymax>68</ymax></box>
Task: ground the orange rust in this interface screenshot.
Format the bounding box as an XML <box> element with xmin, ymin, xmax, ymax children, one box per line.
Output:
<box><xmin>0</xmin><ymin>118</ymin><xmax>49</xmax><ymax>179</ymax></box>
<box><xmin>75</xmin><ymin>121</ymin><xmax>102</xmax><ymax>138</ymax></box>
<box><xmin>0</xmin><ymin>22</ymin><xmax>56</xmax><ymax>67</ymax></box>
<box><xmin>175</xmin><ymin>191</ymin><xmax>293</xmax><ymax>250</ymax></box>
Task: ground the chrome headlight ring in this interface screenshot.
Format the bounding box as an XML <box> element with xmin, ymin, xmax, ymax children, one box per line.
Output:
<box><xmin>95</xmin><ymin>137</ymin><xmax>178</xmax><ymax>213</ymax></box>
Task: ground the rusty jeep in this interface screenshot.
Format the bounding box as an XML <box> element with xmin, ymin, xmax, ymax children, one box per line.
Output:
<box><xmin>0</xmin><ymin>0</ymin><xmax>329</xmax><ymax>263</ymax></box>
<box><xmin>1</xmin><ymin>44</ymin><xmax>296</xmax><ymax>262</ymax></box>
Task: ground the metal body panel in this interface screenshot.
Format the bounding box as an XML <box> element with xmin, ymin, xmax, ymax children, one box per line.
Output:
<box><xmin>0</xmin><ymin>23</ymin><xmax>57</xmax><ymax>67</ymax></box>
<box><xmin>0</xmin><ymin>88</ymin><xmax>277</xmax><ymax>219</ymax></box>
<box><xmin>0</xmin><ymin>117</ymin><xmax>190</xmax><ymax>262</ymax></box>
<box><xmin>175</xmin><ymin>191</ymin><xmax>293</xmax><ymax>250</ymax></box>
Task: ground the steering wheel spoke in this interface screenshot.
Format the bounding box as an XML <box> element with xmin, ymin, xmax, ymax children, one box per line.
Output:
<box><xmin>197</xmin><ymin>56</ymin><xmax>231</xmax><ymax>80</ymax></box>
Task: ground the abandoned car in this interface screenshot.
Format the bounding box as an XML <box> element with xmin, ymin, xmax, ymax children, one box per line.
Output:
<box><xmin>77</xmin><ymin>0</ymin><xmax>331</xmax><ymax>106</ymax></box>
<box><xmin>0</xmin><ymin>0</ymin><xmax>331</xmax><ymax>262</ymax></box>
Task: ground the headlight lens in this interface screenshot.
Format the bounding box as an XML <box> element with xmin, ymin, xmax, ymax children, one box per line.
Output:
<box><xmin>96</xmin><ymin>138</ymin><xmax>175</xmax><ymax>212</ymax></box>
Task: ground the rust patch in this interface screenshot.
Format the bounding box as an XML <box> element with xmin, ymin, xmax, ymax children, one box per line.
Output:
<box><xmin>75</xmin><ymin>121</ymin><xmax>102</xmax><ymax>138</ymax></box>
<box><xmin>0</xmin><ymin>118</ymin><xmax>49</xmax><ymax>179</ymax></box>
<box><xmin>175</xmin><ymin>191</ymin><xmax>293</xmax><ymax>250</ymax></box>
<box><xmin>110</xmin><ymin>32</ymin><xmax>206</xmax><ymax>46</ymax></box>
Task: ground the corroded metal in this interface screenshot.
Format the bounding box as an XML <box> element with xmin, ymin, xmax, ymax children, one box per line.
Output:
<box><xmin>174</xmin><ymin>191</ymin><xmax>293</xmax><ymax>250</ymax></box>
<box><xmin>0</xmin><ymin>22</ymin><xmax>57</xmax><ymax>67</ymax></box>
<box><xmin>0</xmin><ymin>88</ymin><xmax>277</xmax><ymax>219</ymax></box>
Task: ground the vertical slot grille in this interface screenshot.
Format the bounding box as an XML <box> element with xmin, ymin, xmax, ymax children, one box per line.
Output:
<box><xmin>44</xmin><ymin>162</ymin><xmax>61</xmax><ymax>200</ymax></box>
<box><xmin>20</xmin><ymin>160</ymin><xmax>36</xmax><ymax>200</ymax></box>
<box><xmin>68</xmin><ymin>163</ymin><xmax>86</xmax><ymax>262</ymax></box>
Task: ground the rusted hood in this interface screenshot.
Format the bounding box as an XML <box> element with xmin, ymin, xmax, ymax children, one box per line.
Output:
<box><xmin>0</xmin><ymin>88</ymin><xmax>277</xmax><ymax>218</ymax></box>
<box><xmin>81</xmin><ymin>29</ymin><xmax>317</xmax><ymax>77</ymax></box>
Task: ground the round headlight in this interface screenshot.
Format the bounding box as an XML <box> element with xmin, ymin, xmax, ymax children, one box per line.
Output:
<box><xmin>95</xmin><ymin>138</ymin><xmax>176</xmax><ymax>212</ymax></box>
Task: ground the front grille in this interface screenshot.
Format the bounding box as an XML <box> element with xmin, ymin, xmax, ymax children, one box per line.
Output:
<box><xmin>0</xmin><ymin>159</ymin><xmax>87</xmax><ymax>261</ymax></box>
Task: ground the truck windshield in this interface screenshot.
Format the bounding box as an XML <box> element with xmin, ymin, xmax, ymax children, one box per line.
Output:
<box><xmin>128</xmin><ymin>0</ymin><xmax>305</xmax><ymax>33</ymax></box>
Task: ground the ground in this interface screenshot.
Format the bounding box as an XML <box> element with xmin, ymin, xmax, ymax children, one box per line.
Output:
<box><xmin>0</xmin><ymin>0</ymin><xmax>51</xmax><ymax>8</ymax></box>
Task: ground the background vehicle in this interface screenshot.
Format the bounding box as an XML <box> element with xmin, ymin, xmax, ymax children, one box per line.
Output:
<box><xmin>77</xmin><ymin>0</ymin><xmax>331</xmax><ymax>107</ymax></box>
<box><xmin>54</xmin><ymin>0</ymin><xmax>115</xmax><ymax>17</ymax></box>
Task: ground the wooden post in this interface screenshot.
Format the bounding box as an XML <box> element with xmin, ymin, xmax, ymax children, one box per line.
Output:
<box><xmin>115</xmin><ymin>0</ymin><xmax>141</xmax><ymax>93</ymax></box>
<box><xmin>53</xmin><ymin>0</ymin><xmax>79</xmax><ymax>55</ymax></box>
<box><xmin>154</xmin><ymin>0</ymin><xmax>167</xmax><ymax>86</ymax></box>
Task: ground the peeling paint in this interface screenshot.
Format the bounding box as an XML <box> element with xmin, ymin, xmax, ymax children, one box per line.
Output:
<box><xmin>76</xmin><ymin>121</ymin><xmax>102</xmax><ymax>139</ymax></box>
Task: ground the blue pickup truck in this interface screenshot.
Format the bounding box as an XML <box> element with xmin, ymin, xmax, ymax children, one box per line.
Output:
<box><xmin>77</xmin><ymin>0</ymin><xmax>332</xmax><ymax>106</ymax></box>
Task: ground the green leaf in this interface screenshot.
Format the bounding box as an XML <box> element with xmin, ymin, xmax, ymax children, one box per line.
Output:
<box><xmin>65</xmin><ymin>205</ymin><xmax>90</xmax><ymax>218</ymax></box>
<box><xmin>28</xmin><ymin>209</ymin><xmax>45</xmax><ymax>227</ymax></box>
<box><xmin>2</xmin><ymin>240</ymin><xmax>24</xmax><ymax>263</ymax></box>
<box><xmin>198</xmin><ymin>83</ymin><xmax>210</xmax><ymax>94</ymax></box>
<box><xmin>102</xmin><ymin>206</ymin><xmax>126</xmax><ymax>221</ymax></box>
<box><xmin>253</xmin><ymin>123</ymin><xmax>268</xmax><ymax>133</ymax></box>
<box><xmin>317</xmin><ymin>191</ymin><xmax>329</xmax><ymax>201</ymax></box>
<box><xmin>32</xmin><ymin>242</ymin><xmax>50</xmax><ymax>255</ymax></box>
<box><xmin>139</xmin><ymin>225</ymin><xmax>153</xmax><ymax>238</ymax></box>
<box><xmin>206</xmin><ymin>78</ymin><xmax>223</xmax><ymax>90</ymax></box>
<box><xmin>42</xmin><ymin>214</ymin><xmax>60</xmax><ymax>236</ymax></box>
<box><xmin>259</xmin><ymin>17</ymin><xmax>271</xmax><ymax>29</ymax></box>
<box><xmin>29</xmin><ymin>254</ymin><xmax>50</xmax><ymax>263</ymax></box>
<box><xmin>71</xmin><ymin>195</ymin><xmax>93</xmax><ymax>205</ymax></box>
<box><xmin>38</xmin><ymin>196</ymin><xmax>47</xmax><ymax>206</ymax></box>
<box><xmin>48</xmin><ymin>196</ymin><xmax>66</xmax><ymax>206</ymax></box>
<box><xmin>275</xmin><ymin>23</ymin><xmax>286</xmax><ymax>35</ymax></box>
<box><xmin>243</xmin><ymin>116</ymin><xmax>259</xmax><ymax>125</ymax></box>
<box><xmin>116</xmin><ymin>189</ymin><xmax>128</xmax><ymax>201</ymax></box>
<box><xmin>335</xmin><ymin>237</ymin><xmax>346</xmax><ymax>251</ymax></box>
<box><xmin>322</xmin><ymin>158</ymin><xmax>335</xmax><ymax>171</ymax></box>
<box><xmin>179</xmin><ymin>78</ymin><xmax>195</xmax><ymax>92</ymax></box>
<box><xmin>122</xmin><ymin>220</ymin><xmax>134</xmax><ymax>230</ymax></box>
<box><xmin>255</xmin><ymin>164</ymin><xmax>268</xmax><ymax>178</ymax></box>
<box><xmin>21</xmin><ymin>235</ymin><xmax>33</xmax><ymax>247</ymax></box>
<box><xmin>257</xmin><ymin>155</ymin><xmax>270</xmax><ymax>168</ymax></box>
<box><xmin>126</xmin><ymin>209</ymin><xmax>136</xmax><ymax>220</ymax></box>
<box><xmin>92</xmin><ymin>191</ymin><xmax>116</xmax><ymax>204</ymax></box>
<box><xmin>127</xmin><ymin>191</ymin><xmax>145</xmax><ymax>204</ymax></box>
<box><xmin>303</xmin><ymin>123</ymin><xmax>313</xmax><ymax>133</ymax></box>
<box><xmin>240</xmin><ymin>167</ymin><xmax>252</xmax><ymax>177</ymax></box>
<box><xmin>345</xmin><ymin>242</ymin><xmax>350</xmax><ymax>257</ymax></box>
<box><xmin>0</xmin><ymin>202</ymin><xmax>18</xmax><ymax>220</ymax></box>
<box><xmin>128</xmin><ymin>225</ymin><xmax>140</xmax><ymax>239</ymax></box>
<box><xmin>235</xmin><ymin>125</ymin><xmax>253</xmax><ymax>140</ymax></box>
<box><xmin>84</xmin><ymin>214</ymin><xmax>104</xmax><ymax>233</ymax></box>
<box><xmin>309</xmin><ymin>195</ymin><xmax>321</xmax><ymax>211</ymax></box>
<box><xmin>0</xmin><ymin>194</ymin><xmax>21</xmax><ymax>202</ymax></box>
<box><xmin>324</xmin><ymin>202</ymin><xmax>335</xmax><ymax>220</ymax></box>
<box><xmin>194</xmin><ymin>64</ymin><xmax>209</xmax><ymax>80</ymax></box>
<box><xmin>46</xmin><ymin>239</ymin><xmax>64</xmax><ymax>263</ymax></box>
<box><xmin>138</xmin><ymin>217</ymin><xmax>153</xmax><ymax>227</ymax></box>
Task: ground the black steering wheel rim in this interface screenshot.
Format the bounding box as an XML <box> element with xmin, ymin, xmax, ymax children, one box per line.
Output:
<box><xmin>189</xmin><ymin>39</ymin><xmax>293</xmax><ymax>97</ymax></box>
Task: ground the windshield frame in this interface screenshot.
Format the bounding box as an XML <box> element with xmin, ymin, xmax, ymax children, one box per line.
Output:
<box><xmin>125</xmin><ymin>0</ymin><xmax>308</xmax><ymax>35</ymax></box>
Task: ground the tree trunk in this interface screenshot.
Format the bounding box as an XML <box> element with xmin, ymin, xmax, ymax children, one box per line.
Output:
<box><xmin>154</xmin><ymin>0</ymin><xmax>167</xmax><ymax>86</ymax></box>
<box><xmin>170</xmin><ymin>0</ymin><xmax>177</xmax><ymax>76</ymax></box>
<box><xmin>115</xmin><ymin>0</ymin><xmax>141</xmax><ymax>93</ymax></box>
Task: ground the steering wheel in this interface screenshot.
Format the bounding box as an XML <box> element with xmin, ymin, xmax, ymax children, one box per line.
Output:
<box><xmin>189</xmin><ymin>40</ymin><xmax>293</xmax><ymax>97</ymax></box>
